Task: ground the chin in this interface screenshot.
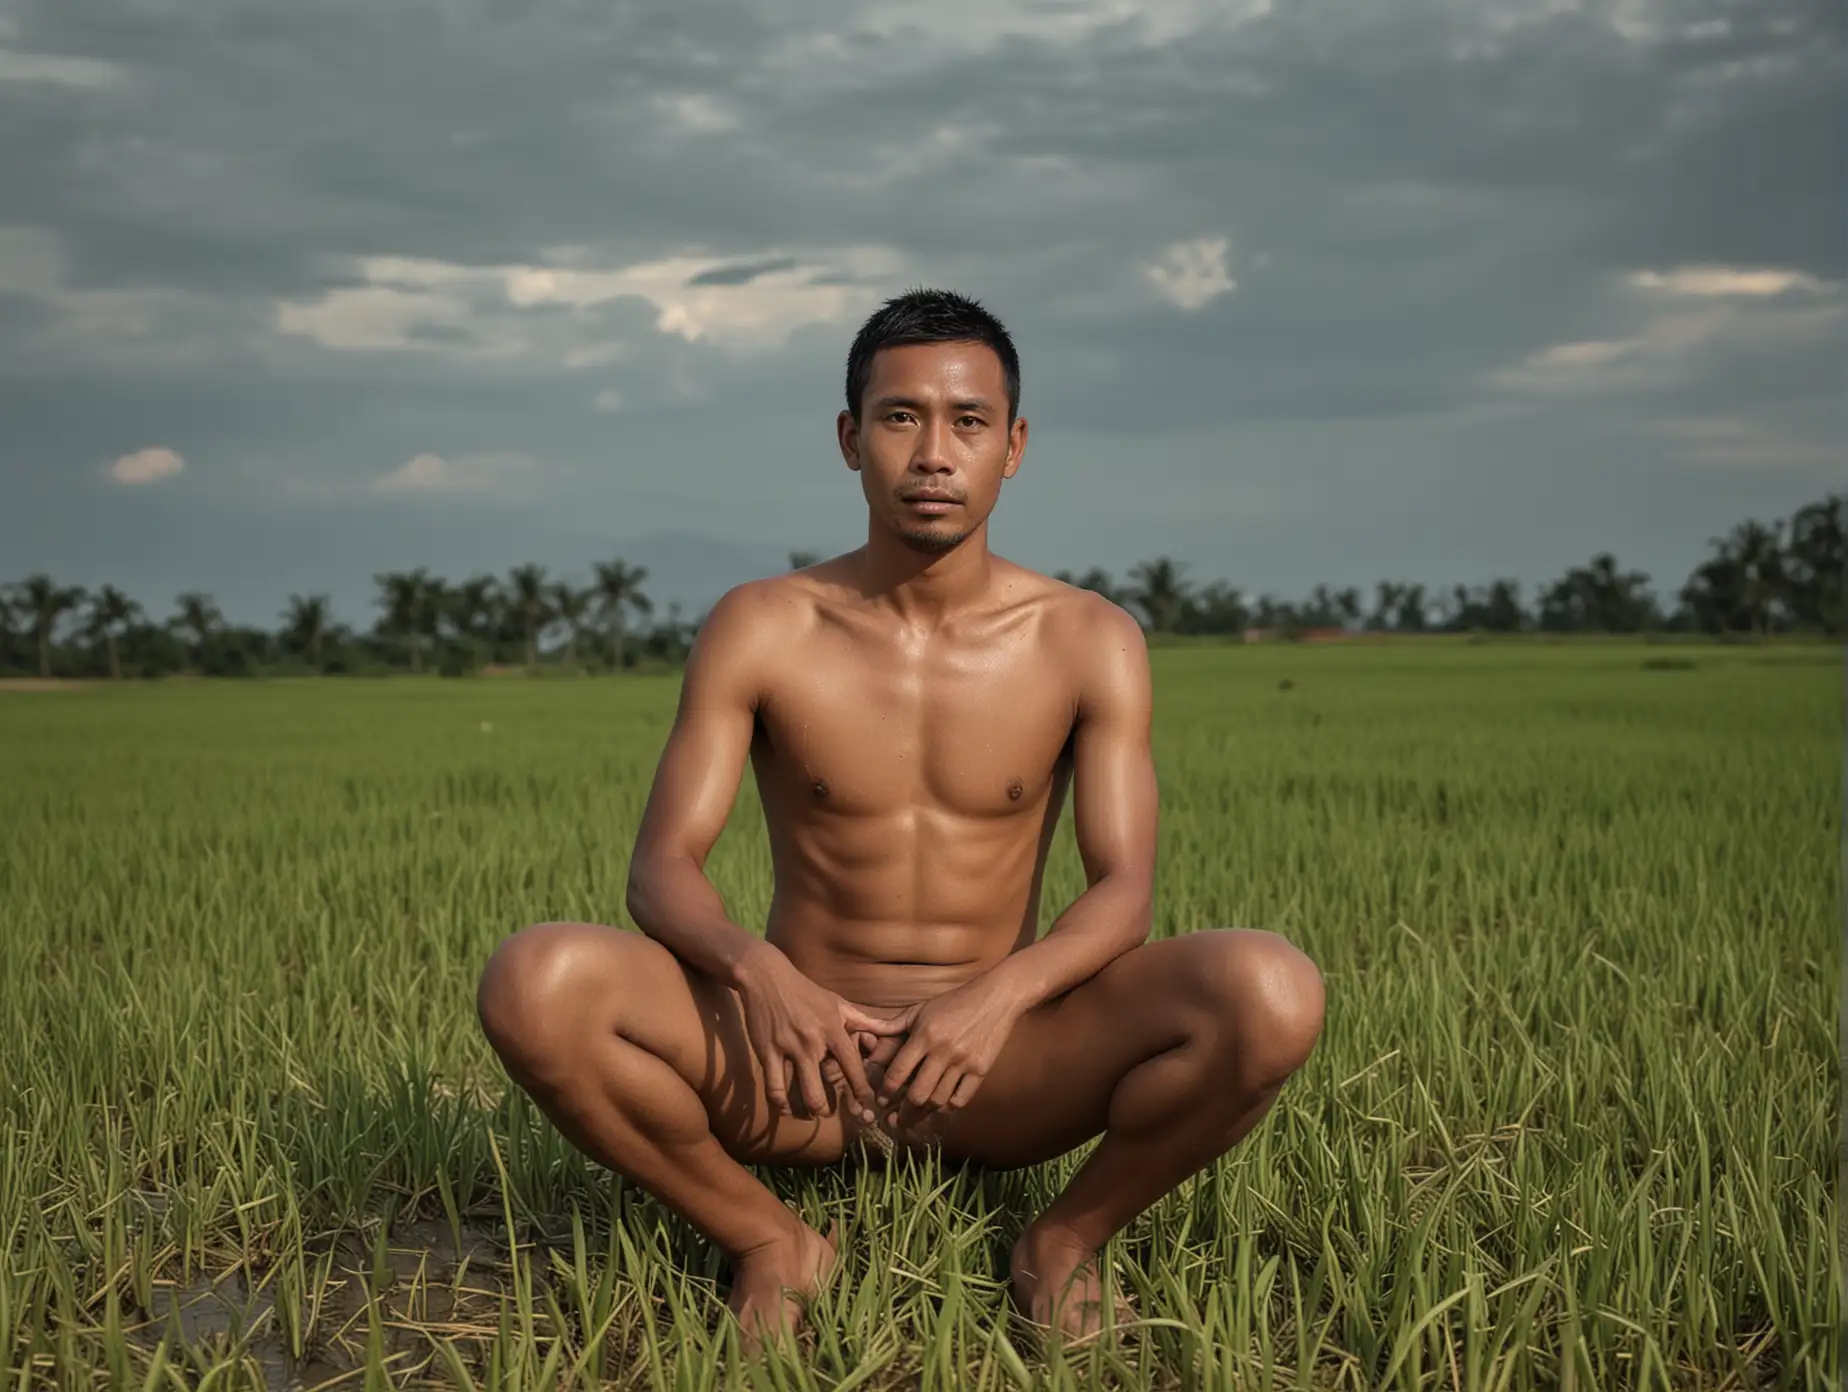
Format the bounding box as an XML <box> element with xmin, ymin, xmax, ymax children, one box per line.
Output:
<box><xmin>897</xmin><ymin>525</ymin><xmax>971</xmax><ymax>553</ymax></box>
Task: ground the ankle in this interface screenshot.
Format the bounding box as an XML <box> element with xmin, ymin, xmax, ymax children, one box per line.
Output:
<box><xmin>1011</xmin><ymin>1222</ymin><xmax>1094</xmax><ymax>1277</ymax></box>
<box><xmin>732</xmin><ymin>1211</ymin><xmax>821</xmax><ymax>1263</ymax></box>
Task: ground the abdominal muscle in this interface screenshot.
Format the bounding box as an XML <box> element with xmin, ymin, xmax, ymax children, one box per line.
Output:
<box><xmin>765</xmin><ymin>910</ymin><xmax>1020</xmax><ymax>1007</ymax></box>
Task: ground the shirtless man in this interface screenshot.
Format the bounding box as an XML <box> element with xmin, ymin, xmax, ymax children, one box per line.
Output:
<box><xmin>476</xmin><ymin>289</ymin><xmax>1325</xmax><ymax>1347</ymax></box>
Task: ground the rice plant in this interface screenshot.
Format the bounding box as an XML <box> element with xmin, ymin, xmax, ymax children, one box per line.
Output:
<box><xmin>0</xmin><ymin>640</ymin><xmax>1837</xmax><ymax>1389</ymax></box>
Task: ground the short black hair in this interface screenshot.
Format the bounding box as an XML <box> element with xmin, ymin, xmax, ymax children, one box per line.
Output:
<box><xmin>844</xmin><ymin>288</ymin><xmax>1020</xmax><ymax>424</ymax></box>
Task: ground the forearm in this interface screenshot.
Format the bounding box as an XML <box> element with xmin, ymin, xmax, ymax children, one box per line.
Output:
<box><xmin>625</xmin><ymin>852</ymin><xmax>775</xmax><ymax>989</ymax></box>
<box><xmin>978</xmin><ymin>875</ymin><xmax>1152</xmax><ymax>1013</ymax></box>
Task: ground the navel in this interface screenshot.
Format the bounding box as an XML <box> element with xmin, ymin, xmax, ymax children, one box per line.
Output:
<box><xmin>1007</xmin><ymin>778</ymin><xmax>1024</xmax><ymax>801</ymax></box>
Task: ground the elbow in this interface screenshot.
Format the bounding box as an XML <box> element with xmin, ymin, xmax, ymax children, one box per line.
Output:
<box><xmin>1109</xmin><ymin>872</ymin><xmax>1156</xmax><ymax>946</ymax></box>
<box><xmin>624</xmin><ymin>852</ymin><xmax>661</xmax><ymax>928</ymax></box>
<box><xmin>1128</xmin><ymin>874</ymin><xmax>1156</xmax><ymax>933</ymax></box>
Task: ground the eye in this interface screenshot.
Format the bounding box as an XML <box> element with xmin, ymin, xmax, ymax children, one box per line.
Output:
<box><xmin>957</xmin><ymin>415</ymin><xmax>983</xmax><ymax>428</ymax></box>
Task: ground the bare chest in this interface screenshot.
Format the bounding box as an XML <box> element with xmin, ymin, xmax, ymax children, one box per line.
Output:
<box><xmin>753</xmin><ymin>632</ymin><xmax>1076</xmax><ymax>819</ymax></box>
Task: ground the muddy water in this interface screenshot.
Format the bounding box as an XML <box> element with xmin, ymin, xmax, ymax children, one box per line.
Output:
<box><xmin>135</xmin><ymin>1218</ymin><xmax>528</xmax><ymax>1388</ymax></box>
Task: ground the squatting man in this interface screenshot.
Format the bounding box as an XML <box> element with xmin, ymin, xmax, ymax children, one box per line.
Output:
<box><xmin>477</xmin><ymin>288</ymin><xmax>1326</xmax><ymax>1346</ymax></box>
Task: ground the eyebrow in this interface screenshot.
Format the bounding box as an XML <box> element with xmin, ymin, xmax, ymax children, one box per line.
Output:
<box><xmin>871</xmin><ymin>395</ymin><xmax>995</xmax><ymax>414</ymax></box>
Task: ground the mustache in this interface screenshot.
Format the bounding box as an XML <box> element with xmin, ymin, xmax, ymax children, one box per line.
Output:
<box><xmin>896</xmin><ymin>487</ymin><xmax>967</xmax><ymax>503</ymax></box>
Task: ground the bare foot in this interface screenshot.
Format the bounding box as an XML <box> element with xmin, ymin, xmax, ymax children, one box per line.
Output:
<box><xmin>1009</xmin><ymin>1227</ymin><xmax>1135</xmax><ymax>1345</ymax></box>
<box><xmin>726</xmin><ymin>1222</ymin><xmax>838</xmax><ymax>1353</ymax></box>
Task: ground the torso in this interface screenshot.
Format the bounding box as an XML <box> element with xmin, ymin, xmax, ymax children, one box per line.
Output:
<box><xmin>745</xmin><ymin>558</ymin><xmax>1085</xmax><ymax>1005</ymax></box>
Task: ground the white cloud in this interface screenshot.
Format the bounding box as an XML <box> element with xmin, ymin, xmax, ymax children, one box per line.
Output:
<box><xmin>1495</xmin><ymin>281</ymin><xmax>1846</xmax><ymax>395</ymax></box>
<box><xmin>592</xmin><ymin>388</ymin><xmax>625</xmax><ymax>413</ymax></box>
<box><xmin>1647</xmin><ymin>415</ymin><xmax>1836</xmax><ymax>471</ymax></box>
<box><xmin>651</xmin><ymin>92</ymin><xmax>738</xmax><ymax>134</ymax></box>
<box><xmin>1629</xmin><ymin>265</ymin><xmax>1835</xmax><ymax>298</ymax></box>
<box><xmin>0</xmin><ymin>48</ymin><xmax>126</xmax><ymax>89</ymax></box>
<box><xmin>274</xmin><ymin>282</ymin><xmax>503</xmax><ymax>355</ymax></box>
<box><xmin>779</xmin><ymin>0</ymin><xmax>1267</xmax><ymax>63</ymax></box>
<box><xmin>274</xmin><ymin>245</ymin><xmax>903</xmax><ymax>360</ymax></box>
<box><xmin>373</xmin><ymin>451</ymin><xmax>541</xmax><ymax>495</ymax></box>
<box><xmin>109</xmin><ymin>446</ymin><xmax>185</xmax><ymax>485</ymax></box>
<box><xmin>1144</xmin><ymin>237</ymin><xmax>1235</xmax><ymax>311</ymax></box>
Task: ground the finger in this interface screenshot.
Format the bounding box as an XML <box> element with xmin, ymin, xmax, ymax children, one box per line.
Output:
<box><xmin>794</xmin><ymin>1053</ymin><xmax>829</xmax><ymax>1117</ymax></box>
<box><xmin>879</xmin><ymin>1037</ymin><xmax>925</xmax><ymax>1100</ymax></box>
<box><xmin>906</xmin><ymin>1055</ymin><xmax>948</xmax><ymax>1110</ymax></box>
<box><xmin>948</xmin><ymin>1072</ymin><xmax>983</xmax><ymax>1110</ymax></box>
<box><xmin>741</xmin><ymin>1011</ymin><xmax>785</xmax><ymax>1111</ymax></box>
<box><xmin>762</xmin><ymin>1052</ymin><xmax>790</xmax><ymax>1114</ymax></box>
<box><xmin>845</xmin><ymin>1004</ymin><xmax>916</xmax><ymax>1036</ymax></box>
<box><xmin>818</xmin><ymin>1056</ymin><xmax>845</xmax><ymax>1114</ymax></box>
<box><xmin>928</xmin><ymin>1066</ymin><xmax>963</xmax><ymax>1112</ymax></box>
<box><xmin>829</xmin><ymin>1032</ymin><xmax>878</xmax><ymax>1115</ymax></box>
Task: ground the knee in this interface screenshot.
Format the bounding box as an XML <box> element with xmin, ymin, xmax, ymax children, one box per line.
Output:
<box><xmin>476</xmin><ymin>922</ymin><xmax>635</xmax><ymax>1082</ymax></box>
<box><xmin>1187</xmin><ymin>929</ymin><xmax>1325</xmax><ymax>1087</ymax></box>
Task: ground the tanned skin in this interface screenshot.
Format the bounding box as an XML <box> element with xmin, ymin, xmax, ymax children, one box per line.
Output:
<box><xmin>477</xmin><ymin>338</ymin><xmax>1326</xmax><ymax>1348</ymax></box>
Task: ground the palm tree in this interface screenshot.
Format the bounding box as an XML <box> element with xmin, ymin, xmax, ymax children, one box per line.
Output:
<box><xmin>1782</xmin><ymin>494</ymin><xmax>1844</xmax><ymax>633</ymax></box>
<box><xmin>414</xmin><ymin>575</ymin><xmax>448</xmax><ymax>664</ymax></box>
<box><xmin>13</xmin><ymin>574</ymin><xmax>88</xmax><ymax>678</ymax></box>
<box><xmin>1187</xmin><ymin>581</ymin><xmax>1247</xmax><ymax>635</ymax></box>
<box><xmin>86</xmin><ymin>585</ymin><xmax>142</xmax><ymax>680</ymax></box>
<box><xmin>591</xmin><ymin>560</ymin><xmax>653</xmax><ymax>671</ymax></box>
<box><xmin>169</xmin><ymin>591</ymin><xmax>222</xmax><ymax>670</ymax></box>
<box><xmin>1728</xmin><ymin>520</ymin><xmax>1786</xmax><ymax>635</ymax></box>
<box><xmin>506</xmin><ymin>564</ymin><xmax>552</xmax><ymax>668</ymax></box>
<box><xmin>373</xmin><ymin>569</ymin><xmax>435</xmax><ymax>673</ymax></box>
<box><xmin>281</xmin><ymin>594</ymin><xmax>332</xmax><ymax>669</ymax></box>
<box><xmin>1126</xmin><ymin>557</ymin><xmax>1189</xmax><ymax>633</ymax></box>
<box><xmin>550</xmin><ymin>581</ymin><xmax>593</xmax><ymax>667</ymax></box>
<box><xmin>1678</xmin><ymin>522</ymin><xmax>1783</xmax><ymax>635</ymax></box>
<box><xmin>445</xmin><ymin>574</ymin><xmax>502</xmax><ymax>667</ymax></box>
<box><xmin>1393</xmin><ymin>583</ymin><xmax>1428</xmax><ymax>633</ymax></box>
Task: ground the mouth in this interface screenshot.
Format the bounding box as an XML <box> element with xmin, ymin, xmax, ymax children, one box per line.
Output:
<box><xmin>900</xmin><ymin>495</ymin><xmax>962</xmax><ymax>516</ymax></box>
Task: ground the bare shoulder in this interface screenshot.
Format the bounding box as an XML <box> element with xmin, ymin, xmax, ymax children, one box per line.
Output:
<box><xmin>1003</xmin><ymin>563</ymin><xmax>1149</xmax><ymax>712</ymax></box>
<box><xmin>1039</xmin><ymin>574</ymin><xmax>1147</xmax><ymax>666</ymax></box>
<box><xmin>687</xmin><ymin>573</ymin><xmax>825</xmax><ymax>694</ymax></box>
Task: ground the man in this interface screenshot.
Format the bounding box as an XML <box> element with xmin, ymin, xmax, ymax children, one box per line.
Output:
<box><xmin>476</xmin><ymin>289</ymin><xmax>1325</xmax><ymax>1347</ymax></box>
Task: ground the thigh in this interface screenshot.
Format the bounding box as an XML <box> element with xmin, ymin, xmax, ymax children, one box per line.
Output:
<box><xmin>934</xmin><ymin>932</ymin><xmax>1235</xmax><ymax>1169</ymax></box>
<box><xmin>504</xmin><ymin>922</ymin><xmax>854</xmax><ymax>1167</ymax></box>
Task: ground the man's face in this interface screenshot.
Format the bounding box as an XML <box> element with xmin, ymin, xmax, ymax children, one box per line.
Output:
<box><xmin>837</xmin><ymin>341</ymin><xmax>1028</xmax><ymax>553</ymax></box>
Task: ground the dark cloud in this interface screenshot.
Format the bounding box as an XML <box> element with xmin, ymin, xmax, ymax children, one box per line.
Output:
<box><xmin>0</xmin><ymin>0</ymin><xmax>1841</xmax><ymax>623</ymax></box>
<box><xmin>687</xmin><ymin>257</ymin><xmax>801</xmax><ymax>287</ymax></box>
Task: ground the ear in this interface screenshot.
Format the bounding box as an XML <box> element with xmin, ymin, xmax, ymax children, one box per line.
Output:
<box><xmin>1001</xmin><ymin>415</ymin><xmax>1029</xmax><ymax>481</ymax></box>
<box><xmin>837</xmin><ymin>409</ymin><xmax>862</xmax><ymax>472</ymax></box>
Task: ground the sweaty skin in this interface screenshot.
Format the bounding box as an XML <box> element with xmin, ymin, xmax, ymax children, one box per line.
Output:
<box><xmin>477</xmin><ymin>338</ymin><xmax>1326</xmax><ymax>1349</ymax></box>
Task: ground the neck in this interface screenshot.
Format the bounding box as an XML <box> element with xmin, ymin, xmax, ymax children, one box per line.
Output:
<box><xmin>857</xmin><ymin>519</ymin><xmax>994</xmax><ymax>623</ymax></box>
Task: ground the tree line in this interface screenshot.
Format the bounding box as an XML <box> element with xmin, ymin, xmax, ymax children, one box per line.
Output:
<box><xmin>0</xmin><ymin>562</ymin><xmax>667</xmax><ymax>681</ymax></box>
<box><xmin>1059</xmin><ymin>493</ymin><xmax>1841</xmax><ymax>641</ymax></box>
<box><xmin>2</xmin><ymin>492</ymin><xmax>1840</xmax><ymax>680</ymax></box>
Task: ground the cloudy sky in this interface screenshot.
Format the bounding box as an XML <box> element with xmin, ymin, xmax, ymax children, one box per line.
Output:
<box><xmin>2</xmin><ymin>0</ymin><xmax>1841</xmax><ymax>628</ymax></box>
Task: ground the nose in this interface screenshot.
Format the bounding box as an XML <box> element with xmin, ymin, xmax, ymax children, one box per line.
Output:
<box><xmin>910</xmin><ymin>417</ymin><xmax>954</xmax><ymax>474</ymax></box>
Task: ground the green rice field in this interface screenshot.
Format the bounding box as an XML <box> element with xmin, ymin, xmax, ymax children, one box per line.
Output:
<box><xmin>1</xmin><ymin>641</ymin><xmax>1840</xmax><ymax>1390</ymax></box>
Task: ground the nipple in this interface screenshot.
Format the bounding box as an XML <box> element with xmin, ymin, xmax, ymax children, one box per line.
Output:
<box><xmin>1008</xmin><ymin>778</ymin><xmax>1024</xmax><ymax>801</ymax></box>
<box><xmin>812</xmin><ymin>778</ymin><xmax>830</xmax><ymax>799</ymax></box>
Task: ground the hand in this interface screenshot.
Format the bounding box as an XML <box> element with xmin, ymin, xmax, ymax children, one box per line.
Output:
<box><xmin>734</xmin><ymin>944</ymin><xmax>910</xmax><ymax>1122</ymax></box>
<box><xmin>876</xmin><ymin>975</ymin><xmax>1026</xmax><ymax>1121</ymax></box>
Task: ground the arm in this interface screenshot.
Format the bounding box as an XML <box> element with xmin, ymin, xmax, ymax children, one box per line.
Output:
<box><xmin>979</xmin><ymin>597</ymin><xmax>1158</xmax><ymax>1012</ymax></box>
<box><xmin>624</xmin><ymin>585</ymin><xmax>778</xmax><ymax>988</ymax></box>
<box><xmin>625</xmin><ymin>584</ymin><xmax>901</xmax><ymax>1119</ymax></box>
